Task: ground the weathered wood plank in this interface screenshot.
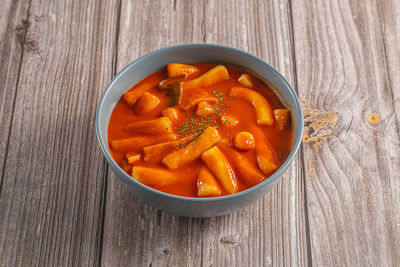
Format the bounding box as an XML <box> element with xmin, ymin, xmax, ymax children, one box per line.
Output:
<box><xmin>101</xmin><ymin>0</ymin><xmax>309</xmax><ymax>266</ymax></box>
<box><xmin>100</xmin><ymin>1</ymin><xmax>206</xmax><ymax>266</ymax></box>
<box><xmin>200</xmin><ymin>0</ymin><xmax>309</xmax><ymax>266</ymax></box>
<box><xmin>0</xmin><ymin>0</ymin><xmax>119</xmax><ymax>266</ymax></box>
<box><xmin>292</xmin><ymin>0</ymin><xmax>400</xmax><ymax>265</ymax></box>
<box><xmin>376</xmin><ymin>0</ymin><xmax>400</xmax><ymax>263</ymax></box>
<box><xmin>0</xmin><ymin>0</ymin><xmax>30</xmax><ymax>194</ymax></box>
<box><xmin>378</xmin><ymin>0</ymin><xmax>400</xmax><ymax>129</ymax></box>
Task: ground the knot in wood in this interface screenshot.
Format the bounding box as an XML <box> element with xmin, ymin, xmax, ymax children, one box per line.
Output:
<box><xmin>368</xmin><ymin>112</ymin><xmax>380</xmax><ymax>125</ymax></box>
<box><xmin>220</xmin><ymin>236</ymin><xmax>238</xmax><ymax>245</ymax></box>
<box><xmin>302</xmin><ymin>103</ymin><xmax>339</xmax><ymax>144</ymax></box>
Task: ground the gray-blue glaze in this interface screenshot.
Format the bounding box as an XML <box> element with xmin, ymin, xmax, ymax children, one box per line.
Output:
<box><xmin>96</xmin><ymin>44</ymin><xmax>303</xmax><ymax>217</ymax></box>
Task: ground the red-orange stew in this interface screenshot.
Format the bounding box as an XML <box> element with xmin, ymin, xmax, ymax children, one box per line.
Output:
<box><xmin>108</xmin><ymin>63</ymin><xmax>293</xmax><ymax>197</ymax></box>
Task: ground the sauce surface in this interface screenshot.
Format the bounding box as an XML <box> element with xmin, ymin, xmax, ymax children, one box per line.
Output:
<box><xmin>108</xmin><ymin>63</ymin><xmax>293</xmax><ymax>197</ymax></box>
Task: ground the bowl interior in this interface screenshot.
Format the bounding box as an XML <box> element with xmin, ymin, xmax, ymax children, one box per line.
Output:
<box><xmin>96</xmin><ymin>44</ymin><xmax>303</xmax><ymax>201</ymax></box>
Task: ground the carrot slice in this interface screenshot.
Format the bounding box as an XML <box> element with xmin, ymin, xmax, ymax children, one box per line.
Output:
<box><xmin>123</xmin><ymin>79</ymin><xmax>159</xmax><ymax>106</ymax></box>
<box><xmin>110</xmin><ymin>134</ymin><xmax>176</xmax><ymax>152</ymax></box>
<box><xmin>217</xmin><ymin>139</ymin><xmax>266</xmax><ymax>186</ymax></box>
<box><xmin>201</xmin><ymin>146</ymin><xmax>238</xmax><ymax>194</ymax></box>
<box><xmin>124</xmin><ymin>117</ymin><xmax>172</xmax><ymax>134</ymax></box>
<box><xmin>167</xmin><ymin>63</ymin><xmax>198</xmax><ymax>78</ymax></box>
<box><xmin>134</xmin><ymin>92</ymin><xmax>160</xmax><ymax>115</ymax></box>
<box><xmin>197</xmin><ymin>167</ymin><xmax>222</xmax><ymax>197</ymax></box>
<box><xmin>162</xmin><ymin>127</ymin><xmax>221</xmax><ymax>169</ymax></box>
<box><xmin>250</xmin><ymin>125</ymin><xmax>279</xmax><ymax>175</ymax></box>
<box><xmin>229</xmin><ymin>87</ymin><xmax>273</xmax><ymax>126</ymax></box>
<box><xmin>143</xmin><ymin>135</ymin><xmax>195</xmax><ymax>163</ymax></box>
<box><xmin>132</xmin><ymin>167</ymin><xmax>178</xmax><ymax>186</ymax></box>
<box><xmin>182</xmin><ymin>65</ymin><xmax>229</xmax><ymax>90</ymax></box>
<box><xmin>273</xmin><ymin>108</ymin><xmax>290</xmax><ymax>130</ymax></box>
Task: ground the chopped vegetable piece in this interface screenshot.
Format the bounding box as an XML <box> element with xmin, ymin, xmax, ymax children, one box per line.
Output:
<box><xmin>110</xmin><ymin>134</ymin><xmax>176</xmax><ymax>152</ymax></box>
<box><xmin>238</xmin><ymin>74</ymin><xmax>254</xmax><ymax>87</ymax></box>
<box><xmin>167</xmin><ymin>63</ymin><xmax>198</xmax><ymax>78</ymax></box>
<box><xmin>124</xmin><ymin>117</ymin><xmax>172</xmax><ymax>134</ymax></box>
<box><xmin>132</xmin><ymin>167</ymin><xmax>178</xmax><ymax>186</ymax></box>
<box><xmin>126</xmin><ymin>152</ymin><xmax>141</xmax><ymax>164</ymax></box>
<box><xmin>219</xmin><ymin>115</ymin><xmax>239</xmax><ymax>127</ymax></box>
<box><xmin>273</xmin><ymin>108</ymin><xmax>290</xmax><ymax>130</ymax></box>
<box><xmin>196</xmin><ymin>102</ymin><xmax>214</xmax><ymax>116</ymax></box>
<box><xmin>134</xmin><ymin>92</ymin><xmax>160</xmax><ymax>115</ymax></box>
<box><xmin>180</xmin><ymin>88</ymin><xmax>218</xmax><ymax>110</ymax></box>
<box><xmin>182</xmin><ymin>65</ymin><xmax>229</xmax><ymax>90</ymax></box>
<box><xmin>163</xmin><ymin>127</ymin><xmax>221</xmax><ymax>169</ymax></box>
<box><xmin>234</xmin><ymin>131</ymin><xmax>255</xmax><ymax>151</ymax></box>
<box><xmin>250</xmin><ymin>125</ymin><xmax>279</xmax><ymax>175</ymax></box>
<box><xmin>217</xmin><ymin>139</ymin><xmax>265</xmax><ymax>186</ymax></box>
<box><xmin>158</xmin><ymin>77</ymin><xmax>182</xmax><ymax>90</ymax></box>
<box><xmin>166</xmin><ymin>82</ymin><xmax>183</xmax><ymax>106</ymax></box>
<box><xmin>201</xmin><ymin>146</ymin><xmax>238</xmax><ymax>194</ymax></box>
<box><xmin>197</xmin><ymin>167</ymin><xmax>222</xmax><ymax>197</ymax></box>
<box><xmin>230</xmin><ymin>87</ymin><xmax>273</xmax><ymax>125</ymax></box>
<box><xmin>162</xmin><ymin>107</ymin><xmax>179</xmax><ymax>122</ymax></box>
<box><xmin>143</xmin><ymin>135</ymin><xmax>195</xmax><ymax>163</ymax></box>
<box><xmin>123</xmin><ymin>79</ymin><xmax>159</xmax><ymax>106</ymax></box>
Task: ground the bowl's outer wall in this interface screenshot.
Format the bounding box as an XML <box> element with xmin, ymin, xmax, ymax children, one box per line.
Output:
<box><xmin>97</xmin><ymin>44</ymin><xmax>303</xmax><ymax>217</ymax></box>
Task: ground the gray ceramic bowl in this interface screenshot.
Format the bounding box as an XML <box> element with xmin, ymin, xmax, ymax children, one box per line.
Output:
<box><xmin>96</xmin><ymin>44</ymin><xmax>303</xmax><ymax>217</ymax></box>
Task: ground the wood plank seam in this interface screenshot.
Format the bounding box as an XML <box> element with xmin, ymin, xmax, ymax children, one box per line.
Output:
<box><xmin>97</xmin><ymin>0</ymin><xmax>122</xmax><ymax>266</ymax></box>
<box><xmin>376</xmin><ymin>0</ymin><xmax>400</xmax><ymax>137</ymax></box>
<box><xmin>0</xmin><ymin>0</ymin><xmax>33</xmax><ymax>199</ymax></box>
<box><xmin>96</xmin><ymin>160</ymin><xmax>110</xmax><ymax>266</ymax></box>
<box><xmin>200</xmin><ymin>217</ymin><xmax>204</xmax><ymax>267</ymax></box>
<box><xmin>299</xmin><ymin>147</ymin><xmax>313</xmax><ymax>267</ymax></box>
<box><xmin>373</xmin><ymin>1</ymin><xmax>400</xmax><ymax>263</ymax></box>
<box><xmin>202</xmin><ymin>0</ymin><xmax>206</xmax><ymax>43</ymax></box>
<box><xmin>112</xmin><ymin>0</ymin><xmax>122</xmax><ymax>79</ymax></box>
<box><xmin>372</xmin><ymin>131</ymin><xmax>400</xmax><ymax>264</ymax></box>
<box><xmin>288</xmin><ymin>0</ymin><xmax>313</xmax><ymax>265</ymax></box>
<box><xmin>375</xmin><ymin>1</ymin><xmax>400</xmax><ymax>262</ymax></box>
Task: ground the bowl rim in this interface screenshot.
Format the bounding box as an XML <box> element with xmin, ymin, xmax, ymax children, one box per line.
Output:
<box><xmin>96</xmin><ymin>43</ymin><xmax>303</xmax><ymax>202</ymax></box>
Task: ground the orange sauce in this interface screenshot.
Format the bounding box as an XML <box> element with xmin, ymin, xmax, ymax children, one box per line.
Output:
<box><xmin>108</xmin><ymin>63</ymin><xmax>293</xmax><ymax>197</ymax></box>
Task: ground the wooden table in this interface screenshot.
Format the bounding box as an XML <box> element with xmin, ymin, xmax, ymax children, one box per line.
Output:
<box><xmin>1</xmin><ymin>0</ymin><xmax>399</xmax><ymax>266</ymax></box>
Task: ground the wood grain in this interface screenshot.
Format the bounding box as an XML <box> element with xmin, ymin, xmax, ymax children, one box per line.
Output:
<box><xmin>292</xmin><ymin>0</ymin><xmax>400</xmax><ymax>265</ymax></box>
<box><xmin>0</xmin><ymin>0</ymin><xmax>399</xmax><ymax>266</ymax></box>
<box><xmin>0</xmin><ymin>0</ymin><xmax>30</xmax><ymax>196</ymax></box>
<box><xmin>0</xmin><ymin>0</ymin><xmax>119</xmax><ymax>265</ymax></box>
<box><xmin>379</xmin><ymin>0</ymin><xmax>400</xmax><ymax>129</ymax></box>
<box><xmin>100</xmin><ymin>0</ymin><xmax>309</xmax><ymax>266</ymax></box>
